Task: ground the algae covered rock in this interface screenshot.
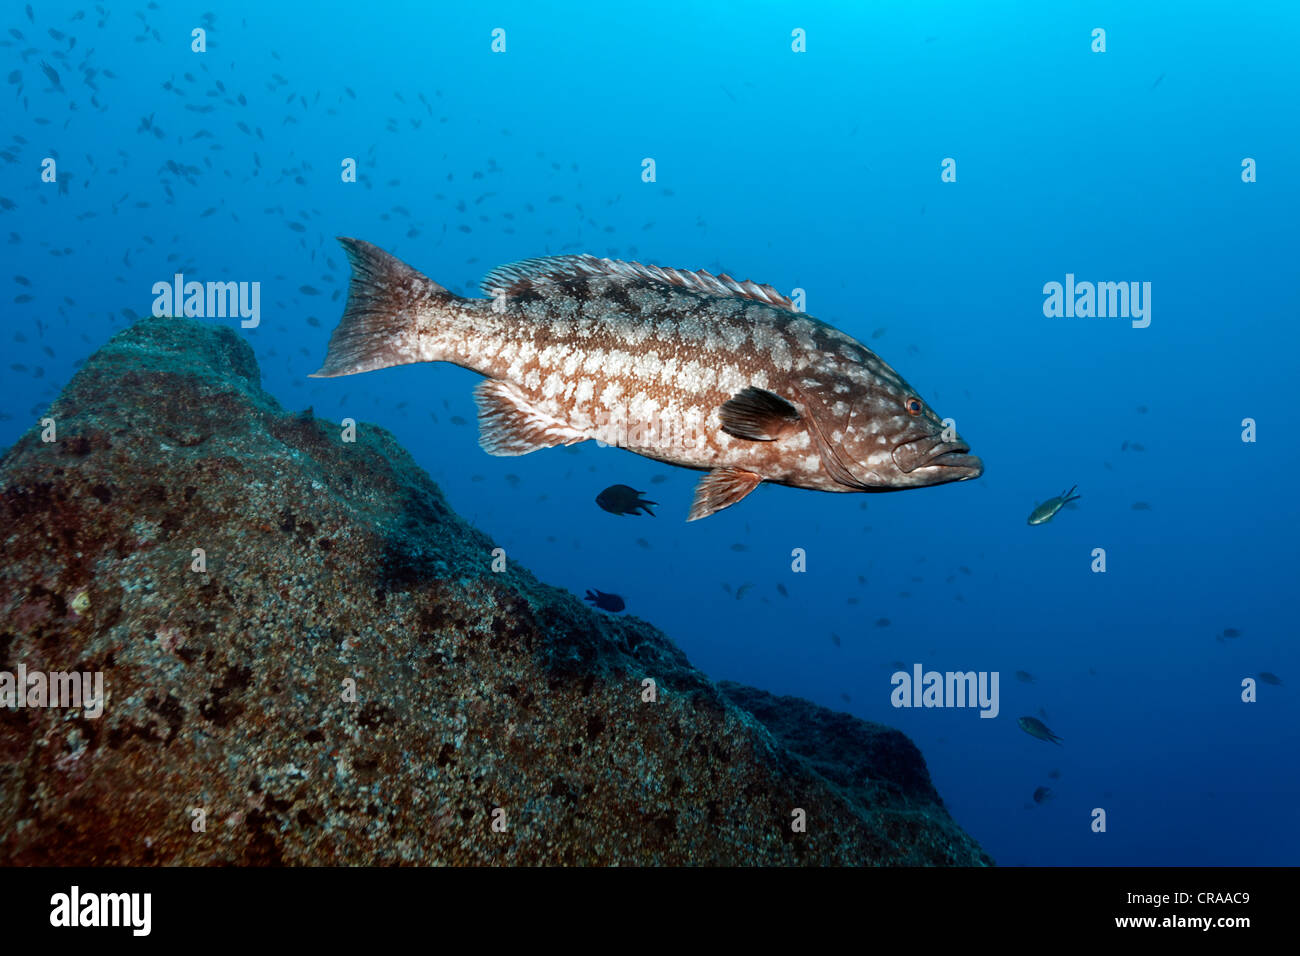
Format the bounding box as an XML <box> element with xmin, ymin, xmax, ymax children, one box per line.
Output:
<box><xmin>0</xmin><ymin>317</ymin><xmax>990</xmax><ymax>866</ymax></box>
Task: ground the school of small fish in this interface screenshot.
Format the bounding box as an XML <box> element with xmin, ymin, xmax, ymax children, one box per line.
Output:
<box><xmin>0</xmin><ymin>4</ymin><xmax>1283</xmax><ymax>832</ymax></box>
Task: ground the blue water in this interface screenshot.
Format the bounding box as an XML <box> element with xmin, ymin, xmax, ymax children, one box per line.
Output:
<box><xmin>3</xmin><ymin>1</ymin><xmax>1298</xmax><ymax>866</ymax></box>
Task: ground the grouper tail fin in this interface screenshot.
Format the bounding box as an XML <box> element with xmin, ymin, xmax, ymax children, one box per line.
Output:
<box><xmin>309</xmin><ymin>237</ymin><xmax>456</xmax><ymax>378</ymax></box>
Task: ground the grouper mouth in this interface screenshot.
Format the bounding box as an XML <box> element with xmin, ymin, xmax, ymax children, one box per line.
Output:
<box><xmin>893</xmin><ymin>437</ymin><xmax>984</xmax><ymax>482</ymax></box>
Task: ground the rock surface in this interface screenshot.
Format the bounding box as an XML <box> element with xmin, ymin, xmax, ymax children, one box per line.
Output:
<box><xmin>0</xmin><ymin>318</ymin><xmax>991</xmax><ymax>866</ymax></box>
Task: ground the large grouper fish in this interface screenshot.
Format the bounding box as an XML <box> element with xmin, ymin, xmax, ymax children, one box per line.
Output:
<box><xmin>311</xmin><ymin>239</ymin><xmax>983</xmax><ymax>520</ymax></box>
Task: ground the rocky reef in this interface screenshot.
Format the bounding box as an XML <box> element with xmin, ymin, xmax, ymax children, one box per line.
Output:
<box><xmin>0</xmin><ymin>318</ymin><xmax>990</xmax><ymax>866</ymax></box>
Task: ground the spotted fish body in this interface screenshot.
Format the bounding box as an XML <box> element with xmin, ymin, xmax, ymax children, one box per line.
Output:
<box><xmin>312</xmin><ymin>238</ymin><xmax>983</xmax><ymax>519</ymax></box>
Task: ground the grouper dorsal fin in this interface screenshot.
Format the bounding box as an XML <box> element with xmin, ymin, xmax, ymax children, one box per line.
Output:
<box><xmin>480</xmin><ymin>254</ymin><xmax>794</xmax><ymax>309</ymax></box>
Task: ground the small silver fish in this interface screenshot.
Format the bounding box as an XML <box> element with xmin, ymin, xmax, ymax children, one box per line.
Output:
<box><xmin>1018</xmin><ymin>716</ymin><xmax>1064</xmax><ymax>745</ymax></box>
<box><xmin>312</xmin><ymin>239</ymin><xmax>982</xmax><ymax>519</ymax></box>
<box><xmin>1028</xmin><ymin>485</ymin><xmax>1080</xmax><ymax>525</ymax></box>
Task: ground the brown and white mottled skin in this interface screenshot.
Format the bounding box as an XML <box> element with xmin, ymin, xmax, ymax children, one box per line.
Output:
<box><xmin>311</xmin><ymin>238</ymin><xmax>982</xmax><ymax>520</ymax></box>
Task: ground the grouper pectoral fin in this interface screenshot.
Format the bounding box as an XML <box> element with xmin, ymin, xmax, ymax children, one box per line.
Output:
<box><xmin>688</xmin><ymin>467</ymin><xmax>762</xmax><ymax>521</ymax></box>
<box><xmin>718</xmin><ymin>387</ymin><xmax>802</xmax><ymax>441</ymax></box>
<box><xmin>473</xmin><ymin>379</ymin><xmax>588</xmax><ymax>456</ymax></box>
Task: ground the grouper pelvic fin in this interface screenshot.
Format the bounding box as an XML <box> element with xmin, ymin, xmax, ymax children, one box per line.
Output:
<box><xmin>719</xmin><ymin>387</ymin><xmax>803</xmax><ymax>441</ymax></box>
<box><xmin>473</xmin><ymin>379</ymin><xmax>588</xmax><ymax>456</ymax></box>
<box><xmin>688</xmin><ymin>467</ymin><xmax>763</xmax><ymax>522</ymax></box>
<box><xmin>309</xmin><ymin>237</ymin><xmax>453</xmax><ymax>378</ymax></box>
<box><xmin>479</xmin><ymin>254</ymin><xmax>795</xmax><ymax>309</ymax></box>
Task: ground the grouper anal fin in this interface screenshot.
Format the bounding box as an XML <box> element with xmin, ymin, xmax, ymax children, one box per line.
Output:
<box><xmin>473</xmin><ymin>379</ymin><xmax>588</xmax><ymax>456</ymax></box>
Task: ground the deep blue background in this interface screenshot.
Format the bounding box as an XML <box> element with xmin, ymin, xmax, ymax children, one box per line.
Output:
<box><xmin>3</xmin><ymin>1</ymin><xmax>1297</xmax><ymax>865</ymax></box>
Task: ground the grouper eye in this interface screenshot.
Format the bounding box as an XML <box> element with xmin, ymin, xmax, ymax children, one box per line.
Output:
<box><xmin>905</xmin><ymin>398</ymin><xmax>923</xmax><ymax>416</ymax></box>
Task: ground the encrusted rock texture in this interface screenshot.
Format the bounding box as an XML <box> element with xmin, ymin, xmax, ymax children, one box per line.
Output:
<box><xmin>0</xmin><ymin>318</ymin><xmax>991</xmax><ymax>866</ymax></box>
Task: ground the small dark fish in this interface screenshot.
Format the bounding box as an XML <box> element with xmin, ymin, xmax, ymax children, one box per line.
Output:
<box><xmin>1032</xmin><ymin>786</ymin><xmax>1053</xmax><ymax>804</ymax></box>
<box><xmin>1018</xmin><ymin>716</ymin><xmax>1063</xmax><ymax>745</ymax></box>
<box><xmin>830</xmin><ymin>632</ymin><xmax>841</xmax><ymax>646</ymax></box>
<box><xmin>595</xmin><ymin>484</ymin><xmax>656</xmax><ymax>516</ymax></box>
<box><xmin>776</xmin><ymin>583</ymin><xmax>788</xmax><ymax>597</ymax></box>
<box><xmin>1047</xmin><ymin>768</ymin><xmax>1060</xmax><ymax>780</ymax></box>
<box><xmin>1028</xmin><ymin>485</ymin><xmax>1080</xmax><ymax>525</ymax></box>
<box><xmin>874</xmin><ymin>617</ymin><xmax>890</xmax><ymax>628</ymax></box>
<box><xmin>1132</xmin><ymin>501</ymin><xmax>1152</xmax><ymax>511</ymax></box>
<box><xmin>1014</xmin><ymin>670</ymin><xmax>1035</xmax><ymax>684</ymax></box>
<box><xmin>1222</xmin><ymin>627</ymin><xmax>1242</xmax><ymax>638</ymax></box>
<box><xmin>1258</xmin><ymin>672</ymin><xmax>1283</xmax><ymax>686</ymax></box>
<box><xmin>584</xmin><ymin>589</ymin><xmax>625</xmax><ymax>613</ymax></box>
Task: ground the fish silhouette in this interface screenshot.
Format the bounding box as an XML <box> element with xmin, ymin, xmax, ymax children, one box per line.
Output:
<box><xmin>584</xmin><ymin>589</ymin><xmax>625</xmax><ymax>613</ymax></box>
<box><xmin>595</xmin><ymin>484</ymin><xmax>656</xmax><ymax>516</ymax></box>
